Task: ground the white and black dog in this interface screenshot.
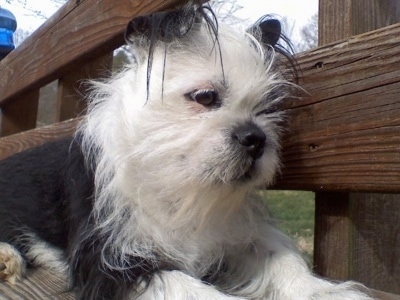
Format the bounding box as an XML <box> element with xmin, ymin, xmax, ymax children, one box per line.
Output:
<box><xmin>0</xmin><ymin>3</ymin><xmax>373</xmax><ymax>300</ymax></box>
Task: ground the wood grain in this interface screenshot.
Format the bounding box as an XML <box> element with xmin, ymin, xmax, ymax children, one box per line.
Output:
<box><xmin>0</xmin><ymin>90</ymin><xmax>39</xmax><ymax>137</ymax></box>
<box><xmin>56</xmin><ymin>54</ymin><xmax>113</xmax><ymax>122</ymax></box>
<box><xmin>372</xmin><ymin>289</ymin><xmax>400</xmax><ymax>300</ymax></box>
<box><xmin>310</xmin><ymin>1</ymin><xmax>400</xmax><ymax>296</ymax></box>
<box><xmin>0</xmin><ymin>118</ymin><xmax>80</xmax><ymax>161</ymax></box>
<box><xmin>274</xmin><ymin>23</ymin><xmax>400</xmax><ymax>192</ymax></box>
<box><xmin>313</xmin><ymin>193</ymin><xmax>350</xmax><ymax>280</ymax></box>
<box><xmin>0</xmin><ymin>0</ymin><xmax>187</xmax><ymax>106</ymax></box>
<box><xmin>319</xmin><ymin>0</ymin><xmax>400</xmax><ymax>45</ymax></box>
<box><xmin>351</xmin><ymin>193</ymin><xmax>400</xmax><ymax>294</ymax></box>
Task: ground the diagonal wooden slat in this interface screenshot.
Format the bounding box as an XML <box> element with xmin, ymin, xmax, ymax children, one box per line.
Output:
<box><xmin>0</xmin><ymin>0</ymin><xmax>187</xmax><ymax>106</ymax></box>
<box><xmin>0</xmin><ymin>118</ymin><xmax>79</xmax><ymax>161</ymax></box>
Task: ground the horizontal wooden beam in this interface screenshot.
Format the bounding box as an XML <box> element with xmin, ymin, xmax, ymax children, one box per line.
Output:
<box><xmin>372</xmin><ymin>289</ymin><xmax>400</xmax><ymax>300</ymax></box>
<box><xmin>1</xmin><ymin>21</ymin><xmax>400</xmax><ymax>193</ymax></box>
<box><xmin>0</xmin><ymin>0</ymin><xmax>186</xmax><ymax>106</ymax></box>
<box><xmin>0</xmin><ymin>118</ymin><xmax>79</xmax><ymax>161</ymax></box>
<box><xmin>272</xmin><ymin>22</ymin><xmax>400</xmax><ymax>193</ymax></box>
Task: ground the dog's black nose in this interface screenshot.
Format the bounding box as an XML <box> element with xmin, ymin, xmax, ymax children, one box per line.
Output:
<box><xmin>231</xmin><ymin>122</ymin><xmax>266</xmax><ymax>159</ymax></box>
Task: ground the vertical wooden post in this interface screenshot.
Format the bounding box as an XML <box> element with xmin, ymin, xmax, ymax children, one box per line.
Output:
<box><xmin>315</xmin><ymin>0</ymin><xmax>400</xmax><ymax>293</ymax></box>
<box><xmin>55</xmin><ymin>54</ymin><xmax>113</xmax><ymax>122</ymax></box>
<box><xmin>319</xmin><ymin>0</ymin><xmax>400</xmax><ymax>45</ymax></box>
<box><xmin>350</xmin><ymin>194</ymin><xmax>400</xmax><ymax>294</ymax></box>
<box><xmin>314</xmin><ymin>193</ymin><xmax>350</xmax><ymax>280</ymax></box>
<box><xmin>0</xmin><ymin>90</ymin><xmax>39</xmax><ymax>137</ymax></box>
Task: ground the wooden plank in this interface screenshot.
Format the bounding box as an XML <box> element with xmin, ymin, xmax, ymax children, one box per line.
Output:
<box><xmin>318</xmin><ymin>0</ymin><xmax>352</xmax><ymax>46</ymax></box>
<box><xmin>277</xmin><ymin>81</ymin><xmax>400</xmax><ymax>192</ymax></box>
<box><xmin>314</xmin><ymin>0</ymin><xmax>358</xmax><ymax>291</ymax></box>
<box><xmin>313</xmin><ymin>193</ymin><xmax>350</xmax><ymax>280</ymax></box>
<box><xmin>0</xmin><ymin>0</ymin><xmax>187</xmax><ymax>106</ymax></box>
<box><xmin>286</xmin><ymin>25</ymin><xmax>400</xmax><ymax>108</ymax></box>
<box><xmin>0</xmin><ymin>90</ymin><xmax>39</xmax><ymax>137</ymax></box>
<box><xmin>318</xmin><ymin>0</ymin><xmax>400</xmax><ymax>45</ymax></box>
<box><xmin>310</xmin><ymin>0</ymin><xmax>400</xmax><ymax>296</ymax></box>
<box><xmin>274</xmin><ymin>23</ymin><xmax>400</xmax><ymax>192</ymax></box>
<box><xmin>0</xmin><ymin>118</ymin><xmax>79</xmax><ymax>161</ymax></box>
<box><xmin>372</xmin><ymin>289</ymin><xmax>400</xmax><ymax>300</ymax></box>
<box><xmin>351</xmin><ymin>193</ymin><xmax>400</xmax><ymax>294</ymax></box>
<box><xmin>56</xmin><ymin>54</ymin><xmax>113</xmax><ymax>122</ymax></box>
<box><xmin>56</xmin><ymin>75</ymin><xmax>87</xmax><ymax>122</ymax></box>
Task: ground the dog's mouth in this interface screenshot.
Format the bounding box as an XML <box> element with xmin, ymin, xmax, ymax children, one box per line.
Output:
<box><xmin>236</xmin><ymin>159</ymin><xmax>259</xmax><ymax>182</ymax></box>
<box><xmin>243</xmin><ymin>161</ymin><xmax>256</xmax><ymax>179</ymax></box>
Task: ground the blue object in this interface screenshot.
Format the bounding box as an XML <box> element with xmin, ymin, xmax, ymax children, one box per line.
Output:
<box><xmin>0</xmin><ymin>7</ymin><xmax>17</xmax><ymax>60</ymax></box>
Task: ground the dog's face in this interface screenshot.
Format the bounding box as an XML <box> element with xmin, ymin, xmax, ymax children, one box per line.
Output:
<box><xmin>133</xmin><ymin>40</ymin><xmax>283</xmax><ymax>187</ymax></box>
<box><xmin>85</xmin><ymin>7</ymin><xmax>291</xmax><ymax>210</ymax></box>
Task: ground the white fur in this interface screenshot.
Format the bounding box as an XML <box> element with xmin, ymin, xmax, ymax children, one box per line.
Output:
<box><xmin>137</xmin><ymin>270</ymin><xmax>245</xmax><ymax>299</ymax></box>
<box><xmin>138</xmin><ymin>270</ymin><xmax>372</xmax><ymax>300</ymax></box>
<box><xmin>77</xmin><ymin>13</ymin><xmax>373</xmax><ymax>300</ymax></box>
<box><xmin>1</xmin><ymin>232</ymin><xmax>68</xmax><ymax>279</ymax></box>
<box><xmin>22</xmin><ymin>232</ymin><xmax>68</xmax><ymax>275</ymax></box>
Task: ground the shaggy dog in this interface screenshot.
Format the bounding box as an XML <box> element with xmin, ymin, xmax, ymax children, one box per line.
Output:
<box><xmin>0</xmin><ymin>3</ymin><xmax>372</xmax><ymax>300</ymax></box>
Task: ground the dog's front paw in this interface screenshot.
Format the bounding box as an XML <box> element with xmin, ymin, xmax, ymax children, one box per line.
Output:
<box><xmin>137</xmin><ymin>270</ymin><xmax>245</xmax><ymax>300</ymax></box>
<box><xmin>311</xmin><ymin>282</ymin><xmax>374</xmax><ymax>300</ymax></box>
<box><xmin>0</xmin><ymin>242</ymin><xmax>26</xmax><ymax>284</ymax></box>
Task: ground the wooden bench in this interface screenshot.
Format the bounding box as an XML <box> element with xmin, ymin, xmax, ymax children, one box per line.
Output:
<box><xmin>0</xmin><ymin>0</ymin><xmax>399</xmax><ymax>299</ymax></box>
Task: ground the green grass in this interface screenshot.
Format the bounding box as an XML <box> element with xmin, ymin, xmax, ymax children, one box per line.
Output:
<box><xmin>261</xmin><ymin>190</ymin><xmax>315</xmax><ymax>261</ymax></box>
<box><xmin>264</xmin><ymin>190</ymin><xmax>315</xmax><ymax>238</ymax></box>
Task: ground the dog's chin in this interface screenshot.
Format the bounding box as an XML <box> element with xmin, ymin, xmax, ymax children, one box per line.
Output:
<box><xmin>230</xmin><ymin>155</ymin><xmax>278</xmax><ymax>187</ymax></box>
<box><xmin>230</xmin><ymin>159</ymin><xmax>263</xmax><ymax>185</ymax></box>
<box><xmin>243</xmin><ymin>160</ymin><xmax>259</xmax><ymax>179</ymax></box>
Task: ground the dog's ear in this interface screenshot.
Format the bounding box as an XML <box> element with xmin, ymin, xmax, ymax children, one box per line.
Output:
<box><xmin>248</xmin><ymin>18</ymin><xmax>282</xmax><ymax>47</ymax></box>
<box><xmin>125</xmin><ymin>7</ymin><xmax>199</xmax><ymax>43</ymax></box>
<box><xmin>259</xmin><ymin>19</ymin><xmax>281</xmax><ymax>47</ymax></box>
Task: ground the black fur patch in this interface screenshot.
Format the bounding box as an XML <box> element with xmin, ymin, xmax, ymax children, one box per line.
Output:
<box><xmin>0</xmin><ymin>137</ymin><xmax>160</xmax><ymax>299</ymax></box>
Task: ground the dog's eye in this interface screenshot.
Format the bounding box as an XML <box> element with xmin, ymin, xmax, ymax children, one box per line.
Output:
<box><xmin>186</xmin><ymin>89</ymin><xmax>220</xmax><ymax>107</ymax></box>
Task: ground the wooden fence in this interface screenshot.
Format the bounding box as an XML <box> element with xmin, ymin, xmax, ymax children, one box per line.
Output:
<box><xmin>0</xmin><ymin>0</ymin><xmax>399</xmax><ymax>299</ymax></box>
